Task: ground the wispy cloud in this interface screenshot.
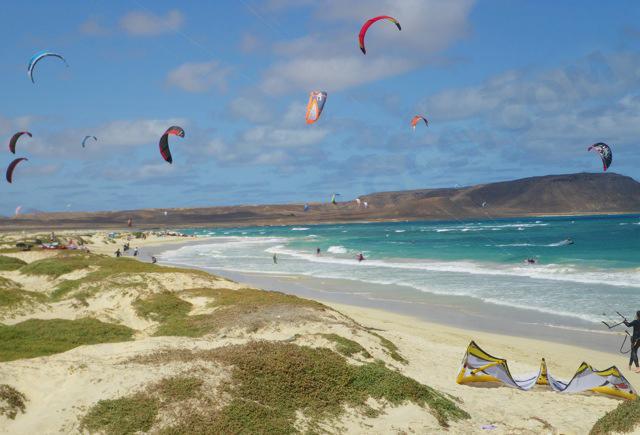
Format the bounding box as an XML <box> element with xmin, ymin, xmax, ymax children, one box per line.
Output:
<box><xmin>119</xmin><ymin>9</ymin><xmax>184</xmax><ymax>36</ymax></box>
<box><xmin>166</xmin><ymin>60</ymin><xmax>231</xmax><ymax>93</ymax></box>
<box><xmin>79</xmin><ymin>17</ymin><xmax>111</xmax><ymax>36</ymax></box>
<box><xmin>261</xmin><ymin>0</ymin><xmax>475</xmax><ymax>93</ymax></box>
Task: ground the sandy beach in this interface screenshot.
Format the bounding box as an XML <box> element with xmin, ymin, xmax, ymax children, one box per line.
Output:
<box><xmin>0</xmin><ymin>230</ymin><xmax>636</xmax><ymax>434</ymax></box>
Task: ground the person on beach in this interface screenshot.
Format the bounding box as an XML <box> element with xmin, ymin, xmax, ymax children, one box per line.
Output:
<box><xmin>624</xmin><ymin>311</ymin><xmax>640</xmax><ymax>371</ymax></box>
<box><xmin>115</xmin><ymin>249</ymin><xmax>121</xmax><ymax>258</ymax></box>
<box><xmin>357</xmin><ymin>253</ymin><xmax>365</xmax><ymax>262</ymax></box>
<box><xmin>316</xmin><ymin>247</ymin><xmax>321</xmax><ymax>255</ymax></box>
<box><xmin>273</xmin><ymin>253</ymin><xmax>278</xmax><ymax>264</ymax></box>
<box><xmin>151</xmin><ymin>256</ymin><xmax>157</xmax><ymax>264</ymax></box>
<box><xmin>133</xmin><ymin>247</ymin><xmax>139</xmax><ymax>257</ymax></box>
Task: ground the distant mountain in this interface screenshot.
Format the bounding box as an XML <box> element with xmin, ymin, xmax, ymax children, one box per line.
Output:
<box><xmin>2</xmin><ymin>173</ymin><xmax>639</xmax><ymax>230</ymax></box>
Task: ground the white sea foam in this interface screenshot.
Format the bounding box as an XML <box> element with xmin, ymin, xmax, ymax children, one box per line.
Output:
<box><xmin>160</xmin><ymin>222</ymin><xmax>640</xmax><ymax>325</ymax></box>
<box><xmin>326</xmin><ymin>245</ymin><xmax>348</xmax><ymax>254</ymax></box>
<box><xmin>291</xmin><ymin>227</ymin><xmax>309</xmax><ymax>231</ymax></box>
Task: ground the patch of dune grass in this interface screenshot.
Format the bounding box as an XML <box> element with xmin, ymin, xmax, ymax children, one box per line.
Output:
<box><xmin>590</xmin><ymin>398</ymin><xmax>640</xmax><ymax>434</ymax></box>
<box><xmin>50</xmin><ymin>255</ymin><xmax>211</xmax><ymax>301</ymax></box>
<box><xmin>0</xmin><ymin>255</ymin><xmax>26</xmax><ymax>271</ymax></box>
<box><xmin>133</xmin><ymin>292</ymin><xmax>205</xmax><ymax>337</ymax></box>
<box><xmin>20</xmin><ymin>252</ymin><xmax>93</xmax><ymax>278</ymax></box>
<box><xmin>133</xmin><ymin>288</ymin><xmax>325</xmax><ymax>337</ymax></box>
<box><xmin>129</xmin><ymin>341</ymin><xmax>469</xmax><ymax>433</ymax></box>
<box><xmin>0</xmin><ymin>280</ymin><xmax>46</xmax><ymax>309</ymax></box>
<box><xmin>320</xmin><ymin>333</ymin><xmax>372</xmax><ymax>358</ymax></box>
<box><xmin>0</xmin><ymin>318</ymin><xmax>134</xmax><ymax>362</ymax></box>
<box><xmin>0</xmin><ymin>385</ymin><xmax>27</xmax><ymax>420</ymax></box>
<box><xmin>81</xmin><ymin>376</ymin><xmax>202</xmax><ymax>435</ymax></box>
<box><xmin>154</xmin><ymin>376</ymin><xmax>203</xmax><ymax>402</ymax></box>
<box><xmin>370</xmin><ymin>331</ymin><xmax>408</xmax><ymax>364</ymax></box>
<box><xmin>81</xmin><ymin>394</ymin><xmax>159</xmax><ymax>435</ymax></box>
<box><xmin>134</xmin><ymin>292</ymin><xmax>192</xmax><ymax>322</ymax></box>
<box><xmin>189</xmin><ymin>286</ymin><xmax>325</xmax><ymax>311</ymax></box>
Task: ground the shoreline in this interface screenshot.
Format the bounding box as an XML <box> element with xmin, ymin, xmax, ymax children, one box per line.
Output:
<box><xmin>146</xmin><ymin>237</ymin><xmax>630</xmax><ymax>358</ymax></box>
<box><xmin>1</xmin><ymin>211</ymin><xmax>638</xmax><ymax>232</ymax></box>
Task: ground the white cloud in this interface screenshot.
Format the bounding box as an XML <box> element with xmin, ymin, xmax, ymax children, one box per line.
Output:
<box><xmin>261</xmin><ymin>0</ymin><xmax>475</xmax><ymax>93</ymax></box>
<box><xmin>422</xmin><ymin>52</ymin><xmax>640</xmax><ymax>123</ymax></box>
<box><xmin>17</xmin><ymin>118</ymin><xmax>188</xmax><ymax>159</ymax></box>
<box><xmin>79</xmin><ymin>18</ymin><xmax>110</xmax><ymax>36</ymax></box>
<box><xmin>204</xmin><ymin>122</ymin><xmax>329</xmax><ymax>166</ymax></box>
<box><xmin>239</xmin><ymin>33</ymin><xmax>262</xmax><ymax>53</ymax></box>
<box><xmin>166</xmin><ymin>60</ymin><xmax>231</xmax><ymax>93</ymax></box>
<box><xmin>262</xmin><ymin>56</ymin><xmax>413</xmax><ymax>94</ymax></box>
<box><xmin>120</xmin><ymin>9</ymin><xmax>184</xmax><ymax>36</ymax></box>
<box><xmin>415</xmin><ymin>51</ymin><xmax>640</xmax><ymax>173</ymax></box>
<box><xmin>228</xmin><ymin>96</ymin><xmax>274</xmax><ymax>123</ymax></box>
<box><xmin>93</xmin><ymin>119</ymin><xmax>187</xmax><ymax>147</ymax></box>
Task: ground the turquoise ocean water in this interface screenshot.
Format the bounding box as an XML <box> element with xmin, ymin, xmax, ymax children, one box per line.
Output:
<box><xmin>161</xmin><ymin>215</ymin><xmax>640</xmax><ymax>324</ymax></box>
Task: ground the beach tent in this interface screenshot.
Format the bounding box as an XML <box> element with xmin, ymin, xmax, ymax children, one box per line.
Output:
<box><xmin>457</xmin><ymin>341</ymin><xmax>637</xmax><ymax>400</ymax></box>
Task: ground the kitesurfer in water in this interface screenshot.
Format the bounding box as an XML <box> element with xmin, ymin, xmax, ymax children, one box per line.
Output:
<box><xmin>316</xmin><ymin>248</ymin><xmax>321</xmax><ymax>255</ymax></box>
<box><xmin>623</xmin><ymin>311</ymin><xmax>640</xmax><ymax>371</ymax></box>
<box><xmin>564</xmin><ymin>238</ymin><xmax>574</xmax><ymax>245</ymax></box>
<box><xmin>525</xmin><ymin>258</ymin><xmax>536</xmax><ymax>264</ymax></box>
<box><xmin>357</xmin><ymin>253</ymin><xmax>365</xmax><ymax>262</ymax></box>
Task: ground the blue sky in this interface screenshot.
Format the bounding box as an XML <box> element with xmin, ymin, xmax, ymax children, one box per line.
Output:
<box><xmin>1</xmin><ymin>0</ymin><xmax>639</xmax><ymax>214</ymax></box>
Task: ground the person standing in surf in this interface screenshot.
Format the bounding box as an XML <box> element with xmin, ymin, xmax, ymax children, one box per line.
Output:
<box><xmin>624</xmin><ymin>311</ymin><xmax>640</xmax><ymax>372</ymax></box>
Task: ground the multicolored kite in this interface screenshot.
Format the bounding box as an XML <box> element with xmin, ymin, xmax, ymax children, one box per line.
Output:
<box><xmin>411</xmin><ymin>115</ymin><xmax>428</xmax><ymax>130</ymax></box>
<box><xmin>159</xmin><ymin>126</ymin><xmax>185</xmax><ymax>164</ymax></box>
<box><xmin>358</xmin><ymin>16</ymin><xmax>401</xmax><ymax>54</ymax></box>
<box><xmin>305</xmin><ymin>91</ymin><xmax>327</xmax><ymax>124</ymax></box>
<box><xmin>587</xmin><ymin>142</ymin><xmax>612</xmax><ymax>171</ymax></box>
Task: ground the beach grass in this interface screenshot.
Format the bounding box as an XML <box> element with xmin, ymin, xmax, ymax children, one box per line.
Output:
<box><xmin>0</xmin><ymin>280</ymin><xmax>46</xmax><ymax>309</ymax></box>
<box><xmin>0</xmin><ymin>318</ymin><xmax>134</xmax><ymax>362</ymax></box>
<box><xmin>134</xmin><ymin>287</ymin><xmax>326</xmax><ymax>337</ymax></box>
<box><xmin>0</xmin><ymin>385</ymin><xmax>27</xmax><ymax>420</ymax></box>
<box><xmin>116</xmin><ymin>341</ymin><xmax>469</xmax><ymax>434</ymax></box>
<box><xmin>50</xmin><ymin>254</ymin><xmax>210</xmax><ymax>301</ymax></box>
<box><xmin>81</xmin><ymin>376</ymin><xmax>205</xmax><ymax>435</ymax></box>
<box><xmin>320</xmin><ymin>333</ymin><xmax>372</xmax><ymax>358</ymax></box>
<box><xmin>154</xmin><ymin>376</ymin><xmax>204</xmax><ymax>402</ymax></box>
<box><xmin>369</xmin><ymin>331</ymin><xmax>408</xmax><ymax>364</ymax></box>
<box><xmin>0</xmin><ymin>255</ymin><xmax>27</xmax><ymax>271</ymax></box>
<box><xmin>20</xmin><ymin>252</ymin><xmax>93</xmax><ymax>278</ymax></box>
<box><xmin>590</xmin><ymin>398</ymin><xmax>640</xmax><ymax>434</ymax></box>
<box><xmin>81</xmin><ymin>393</ymin><xmax>159</xmax><ymax>435</ymax></box>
